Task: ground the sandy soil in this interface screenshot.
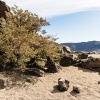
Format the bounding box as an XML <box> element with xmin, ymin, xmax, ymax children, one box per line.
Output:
<box><xmin>88</xmin><ymin>54</ymin><xmax>100</xmax><ymax>58</ymax></box>
<box><xmin>0</xmin><ymin>65</ymin><xmax>100</xmax><ymax>100</ymax></box>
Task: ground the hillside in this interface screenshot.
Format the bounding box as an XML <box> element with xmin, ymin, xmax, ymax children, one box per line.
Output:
<box><xmin>61</xmin><ymin>41</ymin><xmax>100</xmax><ymax>52</ymax></box>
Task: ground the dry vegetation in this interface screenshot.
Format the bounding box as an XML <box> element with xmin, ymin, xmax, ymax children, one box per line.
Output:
<box><xmin>0</xmin><ymin>6</ymin><xmax>60</xmax><ymax>72</ymax></box>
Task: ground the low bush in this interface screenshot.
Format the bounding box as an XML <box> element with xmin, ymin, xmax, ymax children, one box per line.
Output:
<box><xmin>0</xmin><ymin>6</ymin><xmax>60</xmax><ymax>71</ymax></box>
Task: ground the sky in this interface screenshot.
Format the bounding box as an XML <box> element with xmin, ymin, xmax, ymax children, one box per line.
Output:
<box><xmin>3</xmin><ymin>0</ymin><xmax>100</xmax><ymax>43</ymax></box>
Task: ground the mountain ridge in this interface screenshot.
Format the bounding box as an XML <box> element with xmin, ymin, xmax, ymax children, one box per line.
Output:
<box><xmin>61</xmin><ymin>41</ymin><xmax>100</xmax><ymax>52</ymax></box>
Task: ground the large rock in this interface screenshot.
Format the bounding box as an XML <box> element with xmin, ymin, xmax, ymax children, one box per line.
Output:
<box><xmin>45</xmin><ymin>56</ymin><xmax>62</xmax><ymax>73</ymax></box>
<box><xmin>60</xmin><ymin>45</ymin><xmax>72</xmax><ymax>55</ymax></box>
<box><xmin>80</xmin><ymin>57</ymin><xmax>100</xmax><ymax>69</ymax></box>
<box><xmin>60</xmin><ymin>56</ymin><xmax>74</xmax><ymax>66</ymax></box>
<box><xmin>78</xmin><ymin>53</ymin><xmax>88</xmax><ymax>59</ymax></box>
<box><xmin>0</xmin><ymin>0</ymin><xmax>10</xmax><ymax>19</ymax></box>
<box><xmin>62</xmin><ymin>46</ymin><xmax>72</xmax><ymax>53</ymax></box>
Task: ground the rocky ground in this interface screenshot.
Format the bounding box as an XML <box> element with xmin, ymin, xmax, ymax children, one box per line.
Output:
<box><xmin>0</xmin><ymin>64</ymin><xmax>100</xmax><ymax>100</ymax></box>
<box><xmin>0</xmin><ymin>43</ymin><xmax>100</xmax><ymax>100</ymax></box>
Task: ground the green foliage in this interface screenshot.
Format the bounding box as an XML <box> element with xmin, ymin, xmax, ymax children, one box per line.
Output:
<box><xmin>0</xmin><ymin>6</ymin><xmax>60</xmax><ymax>69</ymax></box>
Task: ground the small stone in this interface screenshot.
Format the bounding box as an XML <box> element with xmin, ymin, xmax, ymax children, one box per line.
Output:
<box><xmin>58</xmin><ymin>78</ymin><xmax>70</xmax><ymax>91</ymax></box>
<box><xmin>0</xmin><ymin>79</ymin><xmax>6</xmax><ymax>89</ymax></box>
<box><xmin>73</xmin><ymin>85</ymin><xmax>82</xmax><ymax>93</ymax></box>
<box><xmin>98</xmin><ymin>81</ymin><xmax>100</xmax><ymax>84</ymax></box>
<box><xmin>26</xmin><ymin>78</ymin><xmax>31</xmax><ymax>83</ymax></box>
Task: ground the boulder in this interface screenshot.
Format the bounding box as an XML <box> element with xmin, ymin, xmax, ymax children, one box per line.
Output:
<box><xmin>62</xmin><ymin>46</ymin><xmax>72</xmax><ymax>53</ymax></box>
<box><xmin>60</xmin><ymin>56</ymin><xmax>73</xmax><ymax>66</ymax></box>
<box><xmin>46</xmin><ymin>56</ymin><xmax>62</xmax><ymax>73</ymax></box>
<box><xmin>59</xmin><ymin>45</ymin><xmax>72</xmax><ymax>55</ymax></box>
<box><xmin>78</xmin><ymin>53</ymin><xmax>88</xmax><ymax>59</ymax></box>
<box><xmin>70</xmin><ymin>54</ymin><xmax>78</xmax><ymax>60</ymax></box>
<box><xmin>46</xmin><ymin>63</ymin><xmax>62</xmax><ymax>73</ymax></box>
<box><xmin>0</xmin><ymin>0</ymin><xmax>10</xmax><ymax>19</ymax></box>
<box><xmin>80</xmin><ymin>57</ymin><xmax>100</xmax><ymax>69</ymax></box>
<box><xmin>58</xmin><ymin>78</ymin><xmax>70</xmax><ymax>91</ymax></box>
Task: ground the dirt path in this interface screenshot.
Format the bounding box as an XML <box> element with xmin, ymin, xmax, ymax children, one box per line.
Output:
<box><xmin>0</xmin><ymin>66</ymin><xmax>100</xmax><ymax>100</ymax></box>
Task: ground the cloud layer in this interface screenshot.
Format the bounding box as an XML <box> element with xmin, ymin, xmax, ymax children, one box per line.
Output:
<box><xmin>3</xmin><ymin>0</ymin><xmax>100</xmax><ymax>18</ymax></box>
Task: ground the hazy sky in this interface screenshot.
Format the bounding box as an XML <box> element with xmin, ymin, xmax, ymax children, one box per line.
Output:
<box><xmin>3</xmin><ymin>0</ymin><xmax>100</xmax><ymax>43</ymax></box>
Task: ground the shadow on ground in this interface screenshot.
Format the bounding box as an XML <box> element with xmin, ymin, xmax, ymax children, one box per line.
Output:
<box><xmin>51</xmin><ymin>85</ymin><xmax>61</xmax><ymax>93</ymax></box>
<box><xmin>70</xmin><ymin>90</ymin><xmax>78</xmax><ymax>96</ymax></box>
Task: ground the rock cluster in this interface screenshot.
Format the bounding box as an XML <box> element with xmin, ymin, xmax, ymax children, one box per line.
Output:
<box><xmin>26</xmin><ymin>56</ymin><xmax>62</xmax><ymax>77</ymax></box>
<box><xmin>60</xmin><ymin>49</ymin><xmax>100</xmax><ymax>72</ymax></box>
<box><xmin>57</xmin><ymin>78</ymin><xmax>83</xmax><ymax>94</ymax></box>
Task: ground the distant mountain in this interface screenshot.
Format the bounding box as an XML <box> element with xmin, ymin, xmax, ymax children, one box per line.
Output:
<box><xmin>61</xmin><ymin>41</ymin><xmax>100</xmax><ymax>52</ymax></box>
